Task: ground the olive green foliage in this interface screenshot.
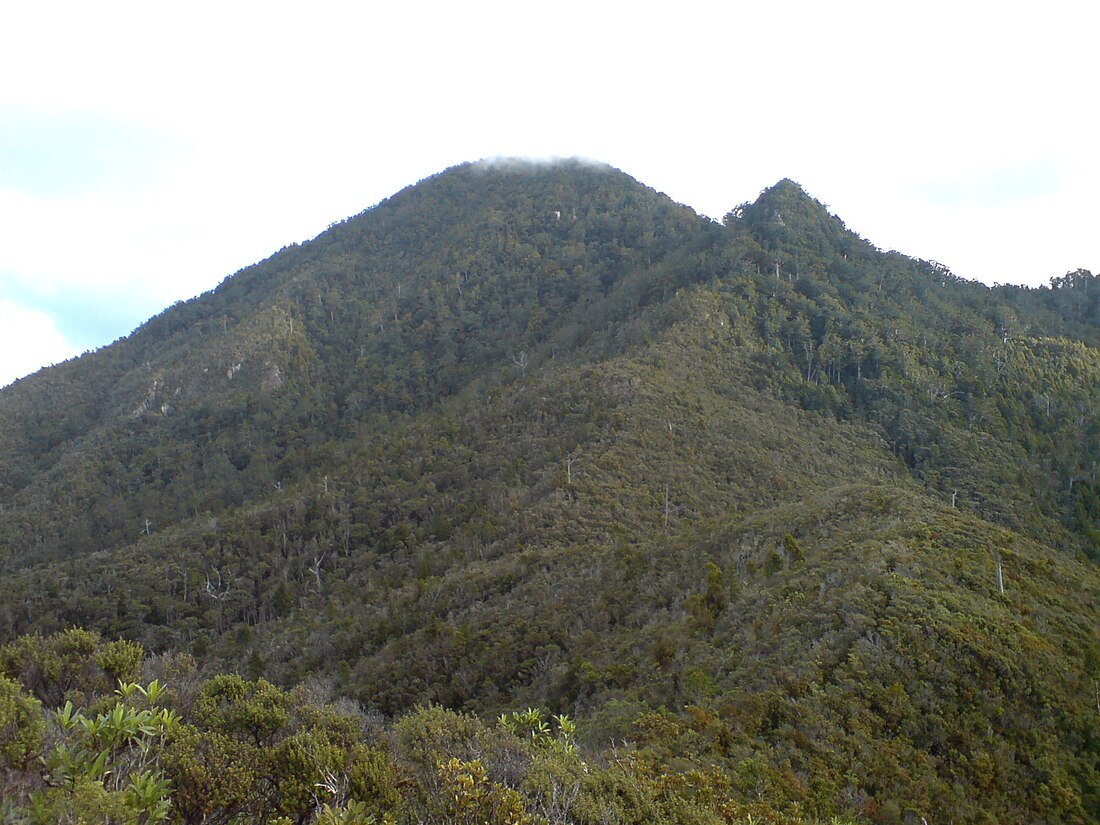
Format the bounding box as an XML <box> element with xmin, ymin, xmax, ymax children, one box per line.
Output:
<box><xmin>498</xmin><ymin>707</ymin><xmax>577</xmax><ymax>754</ymax></box>
<box><xmin>1</xmin><ymin>645</ymin><xmax>856</xmax><ymax>824</ymax></box>
<box><xmin>0</xmin><ymin>162</ymin><xmax>1099</xmax><ymax>822</ymax></box>
<box><xmin>0</xmin><ymin>675</ymin><xmax>43</xmax><ymax>769</ymax></box>
<box><xmin>166</xmin><ymin>673</ymin><xmax>367</xmax><ymax>823</ymax></box>
<box><xmin>0</xmin><ymin>628</ymin><xmax>142</xmax><ymax>707</ymax></box>
<box><xmin>23</xmin><ymin>680</ymin><xmax>176</xmax><ymax>823</ymax></box>
<box><xmin>434</xmin><ymin>756</ymin><xmax>535</xmax><ymax>825</ymax></box>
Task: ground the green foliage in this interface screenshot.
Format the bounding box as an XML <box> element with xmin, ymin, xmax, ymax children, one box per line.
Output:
<box><xmin>0</xmin><ymin>629</ymin><xmax>142</xmax><ymax>708</ymax></box>
<box><xmin>0</xmin><ymin>632</ymin><xmax>1086</xmax><ymax>823</ymax></box>
<box><xmin>0</xmin><ymin>162</ymin><xmax>1098</xmax><ymax>823</ymax></box>
<box><xmin>25</xmin><ymin>778</ymin><xmax>140</xmax><ymax>825</ymax></box>
<box><xmin>434</xmin><ymin>756</ymin><xmax>536</xmax><ymax>825</ymax></box>
<box><xmin>393</xmin><ymin>704</ymin><xmax>488</xmax><ymax>773</ymax></box>
<box><xmin>123</xmin><ymin>769</ymin><xmax>173</xmax><ymax>823</ymax></box>
<box><xmin>166</xmin><ymin>674</ymin><xmax>383</xmax><ymax>823</ymax></box>
<box><xmin>782</xmin><ymin>533</ymin><xmax>804</xmax><ymax>562</ymax></box>
<box><xmin>164</xmin><ymin>725</ymin><xmax>259</xmax><ymax>821</ymax></box>
<box><xmin>0</xmin><ymin>675</ymin><xmax>43</xmax><ymax>769</ymax></box>
<box><xmin>45</xmin><ymin>687</ymin><xmax>177</xmax><ymax>789</ymax></box>
<box><xmin>192</xmin><ymin>673</ymin><xmax>291</xmax><ymax>745</ymax></box>
<box><xmin>346</xmin><ymin>743</ymin><xmax>401</xmax><ymax>818</ymax></box>
<box><xmin>498</xmin><ymin>707</ymin><xmax>577</xmax><ymax>755</ymax></box>
<box><xmin>266</xmin><ymin>729</ymin><xmax>348</xmax><ymax>821</ymax></box>
<box><xmin>314</xmin><ymin>800</ymin><xmax>380</xmax><ymax>824</ymax></box>
<box><xmin>8</xmin><ymin>680</ymin><xmax>175</xmax><ymax>824</ymax></box>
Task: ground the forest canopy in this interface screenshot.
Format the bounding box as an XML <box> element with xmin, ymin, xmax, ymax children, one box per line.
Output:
<box><xmin>0</xmin><ymin>160</ymin><xmax>1097</xmax><ymax>823</ymax></box>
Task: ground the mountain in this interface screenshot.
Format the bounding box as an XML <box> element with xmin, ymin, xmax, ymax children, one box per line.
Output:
<box><xmin>0</xmin><ymin>159</ymin><xmax>1098</xmax><ymax>823</ymax></box>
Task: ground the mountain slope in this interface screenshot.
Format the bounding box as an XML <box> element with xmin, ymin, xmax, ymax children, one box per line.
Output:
<box><xmin>1</xmin><ymin>160</ymin><xmax>1098</xmax><ymax>823</ymax></box>
<box><xmin>0</xmin><ymin>160</ymin><xmax>709</xmax><ymax>567</ymax></box>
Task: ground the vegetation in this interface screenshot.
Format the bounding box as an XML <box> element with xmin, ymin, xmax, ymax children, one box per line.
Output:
<box><xmin>0</xmin><ymin>630</ymin><xmax>854</xmax><ymax>824</ymax></box>
<box><xmin>0</xmin><ymin>159</ymin><xmax>1097</xmax><ymax>822</ymax></box>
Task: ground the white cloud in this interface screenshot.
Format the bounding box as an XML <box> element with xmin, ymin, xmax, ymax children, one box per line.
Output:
<box><xmin>0</xmin><ymin>300</ymin><xmax>80</xmax><ymax>388</ymax></box>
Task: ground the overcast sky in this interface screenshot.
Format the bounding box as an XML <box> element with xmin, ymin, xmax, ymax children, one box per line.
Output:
<box><xmin>1</xmin><ymin>1</ymin><xmax>1096</xmax><ymax>387</ymax></box>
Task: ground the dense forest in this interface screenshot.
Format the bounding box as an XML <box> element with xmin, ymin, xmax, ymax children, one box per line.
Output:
<box><xmin>0</xmin><ymin>159</ymin><xmax>1097</xmax><ymax>823</ymax></box>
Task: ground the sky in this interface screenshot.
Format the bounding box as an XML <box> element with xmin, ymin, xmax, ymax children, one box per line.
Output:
<box><xmin>1</xmin><ymin>1</ymin><xmax>1096</xmax><ymax>387</ymax></box>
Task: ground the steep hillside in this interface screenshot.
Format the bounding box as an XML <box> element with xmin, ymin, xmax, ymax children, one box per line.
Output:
<box><xmin>0</xmin><ymin>160</ymin><xmax>709</xmax><ymax>568</ymax></box>
<box><xmin>0</xmin><ymin>160</ymin><xmax>1098</xmax><ymax>823</ymax></box>
<box><xmin>717</xmin><ymin>184</ymin><xmax>1100</xmax><ymax>553</ymax></box>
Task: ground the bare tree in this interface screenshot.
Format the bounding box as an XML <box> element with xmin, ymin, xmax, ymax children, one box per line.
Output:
<box><xmin>566</xmin><ymin>454</ymin><xmax>579</xmax><ymax>485</ymax></box>
<box><xmin>309</xmin><ymin>551</ymin><xmax>327</xmax><ymax>593</ymax></box>
<box><xmin>204</xmin><ymin>567</ymin><xmax>232</xmax><ymax>632</ymax></box>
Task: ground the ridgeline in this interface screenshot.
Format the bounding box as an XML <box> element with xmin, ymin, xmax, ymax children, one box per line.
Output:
<box><xmin>1</xmin><ymin>159</ymin><xmax>1097</xmax><ymax>823</ymax></box>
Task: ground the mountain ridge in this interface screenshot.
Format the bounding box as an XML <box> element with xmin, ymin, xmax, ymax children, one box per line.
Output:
<box><xmin>0</xmin><ymin>159</ymin><xmax>1098</xmax><ymax>823</ymax></box>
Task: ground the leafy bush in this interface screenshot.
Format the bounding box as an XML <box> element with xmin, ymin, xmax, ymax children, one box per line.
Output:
<box><xmin>0</xmin><ymin>675</ymin><xmax>43</xmax><ymax>769</ymax></box>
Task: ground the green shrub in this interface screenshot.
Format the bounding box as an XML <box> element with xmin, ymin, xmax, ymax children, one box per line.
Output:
<box><xmin>0</xmin><ymin>629</ymin><xmax>147</xmax><ymax>711</ymax></box>
<box><xmin>192</xmin><ymin>674</ymin><xmax>292</xmax><ymax>745</ymax></box>
<box><xmin>347</xmin><ymin>743</ymin><xmax>401</xmax><ymax>817</ymax></box>
<box><xmin>0</xmin><ymin>675</ymin><xmax>43</xmax><ymax>769</ymax></box>
<box><xmin>164</xmin><ymin>724</ymin><xmax>260</xmax><ymax>821</ymax></box>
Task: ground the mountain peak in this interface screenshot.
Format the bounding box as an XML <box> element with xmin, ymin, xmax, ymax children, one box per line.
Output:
<box><xmin>762</xmin><ymin>177</ymin><xmax>811</xmax><ymax>197</ymax></box>
<box><xmin>405</xmin><ymin>156</ymin><xmax>626</xmax><ymax>196</ymax></box>
<box><xmin>733</xmin><ymin>178</ymin><xmax>831</xmax><ymax>224</ymax></box>
<box><xmin>724</xmin><ymin>177</ymin><xmax>855</xmax><ymax>258</ymax></box>
<box><xmin>1</xmin><ymin>159</ymin><xmax>1098</xmax><ymax>825</ymax></box>
<box><xmin>359</xmin><ymin>156</ymin><xmax>662</xmax><ymax>233</ymax></box>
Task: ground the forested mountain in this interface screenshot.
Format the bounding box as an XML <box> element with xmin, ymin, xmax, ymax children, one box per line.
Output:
<box><xmin>0</xmin><ymin>159</ymin><xmax>1097</xmax><ymax>823</ymax></box>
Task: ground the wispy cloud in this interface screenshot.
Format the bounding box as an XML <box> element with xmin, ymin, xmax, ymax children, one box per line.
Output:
<box><xmin>915</xmin><ymin>162</ymin><xmax>1064</xmax><ymax>208</ymax></box>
